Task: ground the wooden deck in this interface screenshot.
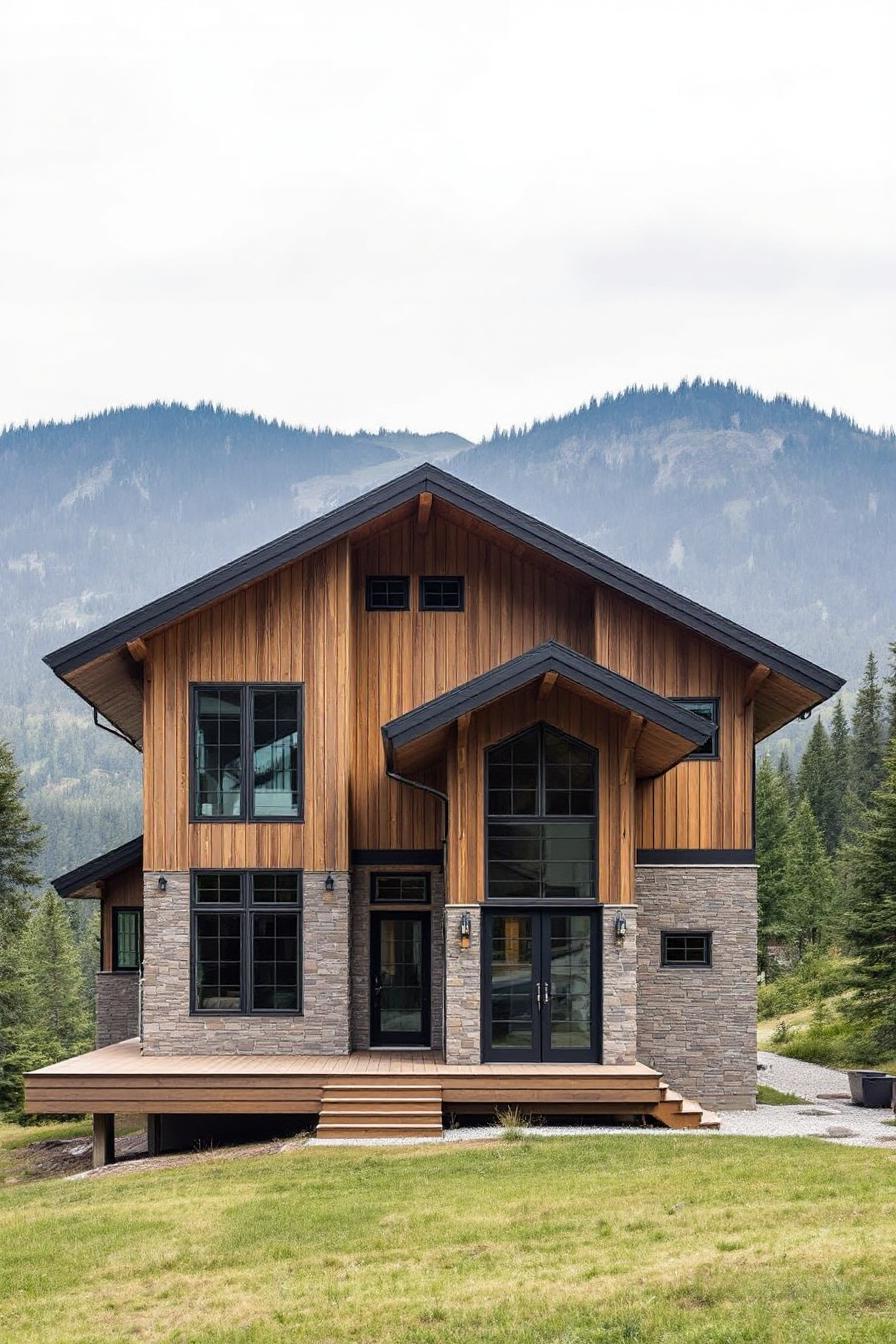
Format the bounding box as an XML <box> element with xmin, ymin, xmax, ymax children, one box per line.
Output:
<box><xmin>24</xmin><ymin>1039</ymin><xmax>717</xmax><ymax>1131</ymax></box>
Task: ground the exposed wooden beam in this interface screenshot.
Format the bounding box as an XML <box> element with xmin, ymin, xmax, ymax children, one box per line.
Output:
<box><xmin>537</xmin><ymin>670</ymin><xmax>559</xmax><ymax>704</ymax></box>
<box><xmin>622</xmin><ymin>713</ymin><xmax>645</xmax><ymax>755</ymax></box>
<box><xmin>126</xmin><ymin>638</ymin><xmax>148</xmax><ymax>663</ymax></box>
<box><xmin>743</xmin><ymin>663</ymin><xmax>771</xmax><ymax>706</ymax></box>
<box><xmin>416</xmin><ymin>491</ymin><xmax>433</xmax><ymax>535</ymax></box>
<box><xmin>457</xmin><ymin>711</ymin><xmax>471</xmax><ymax>742</ymax></box>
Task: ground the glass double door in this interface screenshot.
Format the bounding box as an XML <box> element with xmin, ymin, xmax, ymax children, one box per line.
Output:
<box><xmin>483</xmin><ymin>909</ymin><xmax>599</xmax><ymax>1062</ymax></box>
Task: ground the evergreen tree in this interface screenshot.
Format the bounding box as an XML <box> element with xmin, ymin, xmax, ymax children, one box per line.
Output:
<box><xmin>885</xmin><ymin>640</ymin><xmax>896</xmax><ymax>745</ymax></box>
<box><xmin>828</xmin><ymin>697</ymin><xmax>851</xmax><ymax>849</ymax></box>
<box><xmin>797</xmin><ymin>719</ymin><xmax>838</xmax><ymax>854</ymax></box>
<box><xmin>0</xmin><ymin>741</ymin><xmax>43</xmax><ymax>1113</ymax></box>
<box><xmin>844</xmin><ymin>739</ymin><xmax>896</xmax><ymax>1056</ymax></box>
<box><xmin>850</xmin><ymin>652</ymin><xmax>885</xmax><ymax>808</ymax></box>
<box><xmin>755</xmin><ymin>755</ymin><xmax>792</xmax><ymax>955</ymax></box>
<box><xmin>776</xmin><ymin>750</ymin><xmax>797</xmax><ymax>809</ymax></box>
<box><xmin>779</xmin><ymin>798</ymin><xmax>838</xmax><ymax>954</ymax></box>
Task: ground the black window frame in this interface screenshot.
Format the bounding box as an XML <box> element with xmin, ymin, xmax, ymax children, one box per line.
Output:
<box><xmin>190</xmin><ymin>869</ymin><xmax>303</xmax><ymax>1016</ymax></box>
<box><xmin>370</xmin><ymin>872</ymin><xmax>432</xmax><ymax>904</ymax></box>
<box><xmin>111</xmin><ymin>906</ymin><xmax>143</xmax><ymax>973</ymax></box>
<box><xmin>660</xmin><ymin>930</ymin><xmax>713</xmax><ymax>968</ymax></box>
<box><xmin>419</xmin><ymin>575</ymin><xmax>465</xmax><ymax>612</ymax></box>
<box><xmin>190</xmin><ymin>683</ymin><xmax>305</xmax><ymax>823</ymax></box>
<box><xmin>365</xmin><ymin>575</ymin><xmax>410</xmax><ymax>611</ymax></box>
<box><xmin>670</xmin><ymin>696</ymin><xmax>720</xmax><ymax>760</ymax></box>
<box><xmin>485</xmin><ymin>722</ymin><xmax>598</xmax><ymax>903</ymax></box>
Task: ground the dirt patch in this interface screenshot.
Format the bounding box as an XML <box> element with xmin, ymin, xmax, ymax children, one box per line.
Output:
<box><xmin>4</xmin><ymin>1131</ymin><xmax>148</xmax><ymax>1185</ymax></box>
<box><xmin>71</xmin><ymin>1134</ymin><xmax>309</xmax><ymax>1181</ymax></box>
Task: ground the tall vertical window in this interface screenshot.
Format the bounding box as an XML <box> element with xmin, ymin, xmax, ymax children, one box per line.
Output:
<box><xmin>191</xmin><ymin>685</ymin><xmax>303</xmax><ymax>820</ymax></box>
<box><xmin>191</xmin><ymin>871</ymin><xmax>302</xmax><ymax>1014</ymax></box>
<box><xmin>670</xmin><ymin>697</ymin><xmax>719</xmax><ymax>759</ymax></box>
<box><xmin>486</xmin><ymin>724</ymin><xmax>597</xmax><ymax>901</ymax></box>
<box><xmin>112</xmin><ymin>908</ymin><xmax>143</xmax><ymax>971</ymax></box>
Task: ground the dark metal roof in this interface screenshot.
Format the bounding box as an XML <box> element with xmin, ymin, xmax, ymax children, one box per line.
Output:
<box><xmin>53</xmin><ymin>835</ymin><xmax>143</xmax><ymax>898</ymax></box>
<box><xmin>44</xmin><ymin>461</ymin><xmax>844</xmax><ymax>699</ymax></box>
<box><xmin>382</xmin><ymin>641</ymin><xmax>713</xmax><ymax>762</ymax></box>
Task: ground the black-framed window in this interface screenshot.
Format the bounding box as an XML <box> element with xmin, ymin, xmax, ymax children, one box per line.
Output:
<box><xmin>191</xmin><ymin>684</ymin><xmax>303</xmax><ymax>820</ymax></box>
<box><xmin>371</xmin><ymin>873</ymin><xmax>431</xmax><ymax>904</ymax></box>
<box><xmin>366</xmin><ymin>576</ymin><xmax>410</xmax><ymax>611</ymax></box>
<box><xmin>670</xmin><ymin>697</ymin><xmax>719</xmax><ymax>759</ymax></box>
<box><xmin>661</xmin><ymin>930</ymin><xmax>712</xmax><ymax>967</ymax></box>
<box><xmin>112</xmin><ymin>908</ymin><xmax>143</xmax><ymax>972</ymax></box>
<box><xmin>191</xmin><ymin>871</ymin><xmax>302</xmax><ymax>1013</ymax></box>
<box><xmin>420</xmin><ymin>576</ymin><xmax>464</xmax><ymax>611</ymax></box>
<box><xmin>486</xmin><ymin>724</ymin><xmax>597</xmax><ymax>901</ymax></box>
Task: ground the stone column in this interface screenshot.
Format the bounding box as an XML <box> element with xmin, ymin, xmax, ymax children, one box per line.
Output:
<box><xmin>443</xmin><ymin>904</ymin><xmax>481</xmax><ymax>1064</ymax></box>
<box><xmin>601</xmin><ymin>904</ymin><xmax>638</xmax><ymax>1064</ymax></box>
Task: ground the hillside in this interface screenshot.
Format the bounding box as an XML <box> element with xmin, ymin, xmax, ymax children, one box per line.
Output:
<box><xmin>1</xmin><ymin>384</ymin><xmax>893</xmax><ymax>881</ymax></box>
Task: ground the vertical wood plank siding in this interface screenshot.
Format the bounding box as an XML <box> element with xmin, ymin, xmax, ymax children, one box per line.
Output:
<box><xmin>594</xmin><ymin>588</ymin><xmax>754</xmax><ymax>851</ymax></box>
<box><xmin>100</xmin><ymin>865</ymin><xmax>144</xmax><ymax>972</ymax></box>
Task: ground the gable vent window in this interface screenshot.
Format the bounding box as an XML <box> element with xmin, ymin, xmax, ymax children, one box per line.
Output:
<box><xmin>661</xmin><ymin>931</ymin><xmax>712</xmax><ymax>967</ymax></box>
<box><xmin>670</xmin><ymin>697</ymin><xmax>719</xmax><ymax>759</ymax></box>
<box><xmin>366</xmin><ymin>576</ymin><xmax>410</xmax><ymax>611</ymax></box>
<box><xmin>420</xmin><ymin>576</ymin><xmax>464</xmax><ymax>611</ymax></box>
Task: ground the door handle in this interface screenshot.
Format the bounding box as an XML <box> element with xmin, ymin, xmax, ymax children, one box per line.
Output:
<box><xmin>373</xmin><ymin>978</ymin><xmax>382</xmax><ymax>998</ymax></box>
<box><xmin>542</xmin><ymin>980</ymin><xmax>551</xmax><ymax>1003</ymax></box>
<box><xmin>535</xmin><ymin>981</ymin><xmax>542</xmax><ymax>1009</ymax></box>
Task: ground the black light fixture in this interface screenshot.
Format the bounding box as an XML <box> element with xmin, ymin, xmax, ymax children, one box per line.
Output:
<box><xmin>459</xmin><ymin>912</ymin><xmax>472</xmax><ymax>949</ymax></box>
<box><xmin>614</xmin><ymin>912</ymin><xmax>627</xmax><ymax>940</ymax></box>
<box><xmin>157</xmin><ymin>874</ymin><xmax>167</xmax><ymax>893</ymax></box>
<box><xmin>324</xmin><ymin>872</ymin><xmax>335</xmax><ymax>892</ymax></box>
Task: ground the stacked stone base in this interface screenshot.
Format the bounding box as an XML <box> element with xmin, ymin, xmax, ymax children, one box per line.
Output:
<box><xmin>95</xmin><ymin>972</ymin><xmax>140</xmax><ymax>1048</ymax></box>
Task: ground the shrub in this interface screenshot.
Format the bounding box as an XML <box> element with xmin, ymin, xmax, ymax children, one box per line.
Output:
<box><xmin>757</xmin><ymin>950</ymin><xmax>851</xmax><ymax>1020</ymax></box>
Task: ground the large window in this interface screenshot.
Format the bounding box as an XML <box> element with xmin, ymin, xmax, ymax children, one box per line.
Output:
<box><xmin>191</xmin><ymin>871</ymin><xmax>302</xmax><ymax>1014</ymax></box>
<box><xmin>670</xmin><ymin>697</ymin><xmax>719</xmax><ymax>759</ymax></box>
<box><xmin>112</xmin><ymin>908</ymin><xmax>143</xmax><ymax>971</ymax></box>
<box><xmin>486</xmin><ymin>724</ymin><xmax>597</xmax><ymax>901</ymax></box>
<box><xmin>192</xmin><ymin>684</ymin><xmax>303</xmax><ymax>820</ymax></box>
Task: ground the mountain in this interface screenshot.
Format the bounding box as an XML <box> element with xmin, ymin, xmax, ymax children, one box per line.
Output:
<box><xmin>1</xmin><ymin>384</ymin><xmax>893</xmax><ymax>881</ymax></box>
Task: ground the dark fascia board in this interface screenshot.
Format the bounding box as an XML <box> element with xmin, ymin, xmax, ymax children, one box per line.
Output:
<box><xmin>44</xmin><ymin>461</ymin><xmax>844</xmax><ymax>699</ymax></box>
<box><xmin>381</xmin><ymin>641</ymin><xmax>713</xmax><ymax>763</ymax></box>
<box><xmin>53</xmin><ymin>835</ymin><xmax>143</xmax><ymax>899</ymax></box>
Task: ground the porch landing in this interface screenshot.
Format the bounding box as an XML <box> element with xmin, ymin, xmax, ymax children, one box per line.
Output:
<box><xmin>24</xmin><ymin>1039</ymin><xmax>718</xmax><ymax>1135</ymax></box>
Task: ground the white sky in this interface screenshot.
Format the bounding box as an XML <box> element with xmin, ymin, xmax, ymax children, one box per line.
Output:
<box><xmin>1</xmin><ymin>1</ymin><xmax>893</xmax><ymax>440</ymax></box>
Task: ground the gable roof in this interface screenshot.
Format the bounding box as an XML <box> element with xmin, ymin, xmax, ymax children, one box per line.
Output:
<box><xmin>383</xmin><ymin>641</ymin><xmax>714</xmax><ymax>779</ymax></box>
<box><xmin>53</xmin><ymin>835</ymin><xmax>143</xmax><ymax>899</ymax></box>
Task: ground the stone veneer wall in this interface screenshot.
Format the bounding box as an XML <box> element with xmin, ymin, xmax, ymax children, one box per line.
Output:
<box><xmin>443</xmin><ymin>904</ymin><xmax>481</xmax><ymax>1064</ymax></box>
<box><xmin>141</xmin><ymin>870</ymin><xmax>351</xmax><ymax>1055</ymax></box>
<box><xmin>95</xmin><ymin>972</ymin><xmax>140</xmax><ymax>1047</ymax></box>
<box><xmin>601</xmin><ymin>906</ymin><xmax>638</xmax><ymax>1064</ymax></box>
<box><xmin>350</xmin><ymin>867</ymin><xmax>445</xmax><ymax>1051</ymax></box>
<box><xmin>635</xmin><ymin>865</ymin><xmax>758</xmax><ymax>1110</ymax></box>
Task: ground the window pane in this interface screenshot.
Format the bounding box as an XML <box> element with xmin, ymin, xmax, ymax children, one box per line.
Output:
<box><xmin>662</xmin><ymin>931</ymin><xmax>711</xmax><ymax>966</ymax></box>
<box><xmin>671</xmin><ymin>699</ymin><xmax>719</xmax><ymax>758</ymax></box>
<box><xmin>195</xmin><ymin>911</ymin><xmax>242</xmax><ymax>1011</ymax></box>
<box><xmin>372</xmin><ymin>874</ymin><xmax>430</xmax><ymax>903</ymax></box>
<box><xmin>366</xmin><ymin>576</ymin><xmax>409</xmax><ymax>610</ymax></box>
<box><xmin>420</xmin><ymin>576</ymin><xmax>464</xmax><ymax>611</ymax></box>
<box><xmin>252</xmin><ymin>689</ymin><xmax>301</xmax><ymax>818</ymax></box>
<box><xmin>194</xmin><ymin>688</ymin><xmax>242</xmax><ymax>817</ymax></box>
<box><xmin>195</xmin><ymin>872</ymin><xmax>242</xmax><ymax>903</ymax></box>
<box><xmin>252</xmin><ymin>911</ymin><xmax>300</xmax><ymax>1011</ymax></box>
<box><xmin>114</xmin><ymin>909</ymin><xmax>142</xmax><ymax>970</ymax></box>
<box><xmin>251</xmin><ymin>872</ymin><xmax>301</xmax><ymax>904</ymax></box>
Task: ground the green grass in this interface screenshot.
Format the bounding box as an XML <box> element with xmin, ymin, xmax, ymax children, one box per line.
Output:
<box><xmin>1</xmin><ymin>1136</ymin><xmax>896</xmax><ymax>1343</ymax></box>
<box><xmin>756</xmin><ymin>1084</ymin><xmax>803</xmax><ymax>1106</ymax></box>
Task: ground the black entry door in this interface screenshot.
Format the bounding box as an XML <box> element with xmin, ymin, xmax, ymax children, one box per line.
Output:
<box><xmin>482</xmin><ymin>909</ymin><xmax>600</xmax><ymax>1063</ymax></box>
<box><xmin>370</xmin><ymin>912</ymin><xmax>431</xmax><ymax>1046</ymax></box>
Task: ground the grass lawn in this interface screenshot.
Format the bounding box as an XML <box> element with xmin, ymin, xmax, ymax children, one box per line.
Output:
<box><xmin>756</xmin><ymin>1084</ymin><xmax>803</xmax><ymax>1105</ymax></box>
<box><xmin>2</xmin><ymin>1134</ymin><xmax>896</xmax><ymax>1343</ymax></box>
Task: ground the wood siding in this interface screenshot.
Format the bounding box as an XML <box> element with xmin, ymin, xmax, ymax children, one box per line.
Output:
<box><xmin>143</xmin><ymin>539</ymin><xmax>351</xmax><ymax>872</ymax></box>
<box><xmin>351</xmin><ymin>512</ymin><xmax>594</xmax><ymax>851</ymax></box>
<box><xmin>446</xmin><ymin>683</ymin><xmax>633</xmax><ymax>904</ymax></box>
<box><xmin>100</xmin><ymin>864</ymin><xmax>143</xmax><ymax>973</ymax></box>
<box><xmin>594</xmin><ymin>588</ymin><xmax>754</xmax><ymax>851</ymax></box>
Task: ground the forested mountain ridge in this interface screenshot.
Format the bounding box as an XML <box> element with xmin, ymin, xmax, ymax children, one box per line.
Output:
<box><xmin>1</xmin><ymin>384</ymin><xmax>893</xmax><ymax>881</ymax></box>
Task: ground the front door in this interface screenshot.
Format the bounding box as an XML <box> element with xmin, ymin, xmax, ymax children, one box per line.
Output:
<box><xmin>370</xmin><ymin>911</ymin><xmax>431</xmax><ymax>1047</ymax></box>
<box><xmin>483</xmin><ymin>909</ymin><xmax>600</xmax><ymax>1062</ymax></box>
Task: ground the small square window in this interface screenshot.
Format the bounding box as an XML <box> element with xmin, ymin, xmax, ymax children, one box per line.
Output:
<box><xmin>661</xmin><ymin>931</ymin><xmax>712</xmax><ymax>967</ymax></box>
<box><xmin>420</xmin><ymin>576</ymin><xmax>464</xmax><ymax>611</ymax></box>
<box><xmin>670</xmin><ymin>697</ymin><xmax>719</xmax><ymax>759</ymax></box>
<box><xmin>366</xmin><ymin>576</ymin><xmax>410</xmax><ymax>611</ymax></box>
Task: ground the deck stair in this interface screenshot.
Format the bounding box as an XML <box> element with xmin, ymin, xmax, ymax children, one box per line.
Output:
<box><xmin>316</xmin><ymin>1077</ymin><xmax>445</xmax><ymax>1140</ymax></box>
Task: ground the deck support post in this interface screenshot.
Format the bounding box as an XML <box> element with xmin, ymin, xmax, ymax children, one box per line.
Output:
<box><xmin>92</xmin><ymin>1113</ymin><xmax>115</xmax><ymax>1168</ymax></box>
<box><xmin>147</xmin><ymin>1114</ymin><xmax>162</xmax><ymax>1157</ymax></box>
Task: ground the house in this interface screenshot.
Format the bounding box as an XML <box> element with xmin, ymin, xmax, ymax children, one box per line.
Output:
<box><xmin>26</xmin><ymin>463</ymin><xmax>843</xmax><ymax>1160</ymax></box>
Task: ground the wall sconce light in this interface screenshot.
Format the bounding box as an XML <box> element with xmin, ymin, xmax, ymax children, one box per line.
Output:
<box><xmin>157</xmin><ymin>874</ymin><xmax>167</xmax><ymax>893</ymax></box>
<box><xmin>614</xmin><ymin>912</ymin><xmax>627</xmax><ymax>941</ymax></box>
<box><xmin>459</xmin><ymin>912</ymin><xmax>472</xmax><ymax>949</ymax></box>
<box><xmin>324</xmin><ymin>872</ymin><xmax>335</xmax><ymax>892</ymax></box>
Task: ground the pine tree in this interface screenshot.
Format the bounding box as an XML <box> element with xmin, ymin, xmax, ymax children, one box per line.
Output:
<box><xmin>776</xmin><ymin>750</ymin><xmax>797</xmax><ymax>810</ymax></box>
<box><xmin>885</xmin><ymin>640</ymin><xmax>896</xmax><ymax>745</ymax></box>
<box><xmin>797</xmin><ymin>719</ymin><xmax>838</xmax><ymax>853</ymax></box>
<box><xmin>755</xmin><ymin>755</ymin><xmax>792</xmax><ymax>955</ymax></box>
<box><xmin>0</xmin><ymin>741</ymin><xmax>43</xmax><ymax>1113</ymax></box>
<box><xmin>844</xmin><ymin>739</ymin><xmax>896</xmax><ymax>1055</ymax></box>
<box><xmin>780</xmin><ymin>798</ymin><xmax>838</xmax><ymax>954</ymax></box>
<box><xmin>850</xmin><ymin>652</ymin><xmax>885</xmax><ymax>808</ymax></box>
<box><xmin>828</xmin><ymin>697</ymin><xmax>851</xmax><ymax>849</ymax></box>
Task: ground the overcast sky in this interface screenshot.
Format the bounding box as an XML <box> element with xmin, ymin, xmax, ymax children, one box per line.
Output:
<box><xmin>1</xmin><ymin>1</ymin><xmax>893</xmax><ymax>440</ymax></box>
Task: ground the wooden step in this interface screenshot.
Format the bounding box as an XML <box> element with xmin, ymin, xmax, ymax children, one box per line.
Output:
<box><xmin>316</xmin><ymin>1123</ymin><xmax>444</xmax><ymax>1139</ymax></box>
<box><xmin>317</xmin><ymin>1078</ymin><xmax>444</xmax><ymax>1140</ymax></box>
